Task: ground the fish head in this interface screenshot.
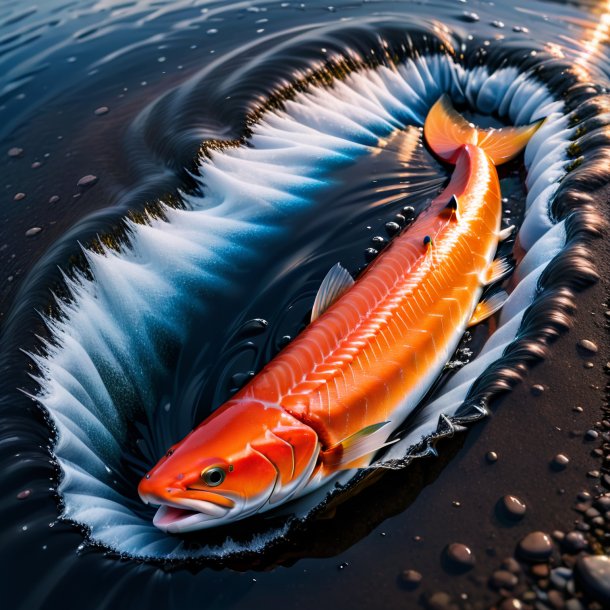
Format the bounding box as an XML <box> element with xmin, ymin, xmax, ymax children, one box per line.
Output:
<box><xmin>138</xmin><ymin>400</ymin><xmax>320</xmax><ymax>533</ymax></box>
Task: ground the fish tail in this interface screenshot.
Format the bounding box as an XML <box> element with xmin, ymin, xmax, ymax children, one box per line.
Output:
<box><xmin>424</xmin><ymin>94</ymin><xmax>542</xmax><ymax>166</ymax></box>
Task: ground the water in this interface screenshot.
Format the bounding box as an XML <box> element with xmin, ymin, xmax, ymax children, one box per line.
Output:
<box><xmin>1</xmin><ymin>0</ymin><xmax>609</xmax><ymax>608</ymax></box>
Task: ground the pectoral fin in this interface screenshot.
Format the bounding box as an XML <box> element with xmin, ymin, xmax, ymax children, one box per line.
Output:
<box><xmin>498</xmin><ymin>225</ymin><xmax>515</xmax><ymax>241</ymax></box>
<box><xmin>468</xmin><ymin>290</ymin><xmax>509</xmax><ymax>327</ymax></box>
<box><xmin>324</xmin><ymin>421</ymin><xmax>397</xmax><ymax>469</ymax></box>
<box><xmin>311</xmin><ymin>263</ymin><xmax>355</xmax><ymax>322</ymax></box>
<box><xmin>483</xmin><ymin>256</ymin><xmax>513</xmax><ymax>286</ymax></box>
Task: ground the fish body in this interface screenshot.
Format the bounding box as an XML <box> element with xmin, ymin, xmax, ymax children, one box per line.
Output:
<box><xmin>138</xmin><ymin>96</ymin><xmax>541</xmax><ymax>532</ymax></box>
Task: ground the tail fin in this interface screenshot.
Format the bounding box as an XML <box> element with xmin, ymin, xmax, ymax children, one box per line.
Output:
<box><xmin>424</xmin><ymin>94</ymin><xmax>542</xmax><ymax>165</ymax></box>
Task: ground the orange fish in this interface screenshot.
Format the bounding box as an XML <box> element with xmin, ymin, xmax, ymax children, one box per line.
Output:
<box><xmin>138</xmin><ymin>96</ymin><xmax>541</xmax><ymax>532</ymax></box>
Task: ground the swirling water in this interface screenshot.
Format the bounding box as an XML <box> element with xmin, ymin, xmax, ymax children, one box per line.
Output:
<box><xmin>1</xmin><ymin>1</ymin><xmax>609</xmax><ymax>609</ymax></box>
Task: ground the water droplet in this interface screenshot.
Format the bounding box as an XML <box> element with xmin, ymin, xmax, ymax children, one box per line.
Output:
<box><xmin>77</xmin><ymin>174</ymin><xmax>98</xmax><ymax>188</ymax></box>
<box><xmin>486</xmin><ymin>451</ymin><xmax>498</xmax><ymax>463</ymax></box>
<box><xmin>461</xmin><ymin>11</ymin><xmax>480</xmax><ymax>22</ymax></box>
<box><xmin>400</xmin><ymin>569</ymin><xmax>422</xmax><ymax>589</ymax></box>
<box><xmin>17</xmin><ymin>489</ymin><xmax>31</xmax><ymax>499</ymax></box>
<box><xmin>8</xmin><ymin>147</ymin><xmax>23</xmax><ymax>158</ymax></box>
<box><xmin>364</xmin><ymin>247</ymin><xmax>378</xmax><ymax>262</ymax></box>
<box><xmin>518</xmin><ymin>531</ymin><xmax>553</xmax><ymax>561</ymax></box>
<box><xmin>385</xmin><ymin>221</ymin><xmax>400</xmax><ymax>236</ymax></box>
<box><xmin>94</xmin><ymin>106</ymin><xmax>109</xmax><ymax>116</ymax></box>
<box><xmin>500</xmin><ymin>495</ymin><xmax>527</xmax><ymax>519</ymax></box>
<box><xmin>238</xmin><ymin>318</ymin><xmax>268</xmax><ymax>337</ymax></box>
<box><xmin>552</xmin><ymin>453</ymin><xmax>570</xmax><ymax>470</ymax></box>
<box><xmin>577</xmin><ymin>339</ymin><xmax>598</xmax><ymax>354</ymax></box>
<box><xmin>445</xmin><ymin>543</ymin><xmax>475</xmax><ymax>569</ymax></box>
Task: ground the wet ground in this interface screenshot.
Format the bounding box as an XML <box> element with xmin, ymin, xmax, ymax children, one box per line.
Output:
<box><xmin>1</xmin><ymin>1</ymin><xmax>609</xmax><ymax>609</ymax></box>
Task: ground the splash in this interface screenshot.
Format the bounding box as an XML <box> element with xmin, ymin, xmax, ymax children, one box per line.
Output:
<box><xmin>26</xmin><ymin>36</ymin><xmax>605</xmax><ymax>562</ymax></box>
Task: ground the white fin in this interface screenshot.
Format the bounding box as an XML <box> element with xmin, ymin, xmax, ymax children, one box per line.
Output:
<box><xmin>311</xmin><ymin>263</ymin><xmax>355</xmax><ymax>322</ymax></box>
<box><xmin>327</xmin><ymin>421</ymin><xmax>398</xmax><ymax>469</ymax></box>
<box><xmin>468</xmin><ymin>290</ymin><xmax>509</xmax><ymax>327</ymax></box>
<box><xmin>483</xmin><ymin>256</ymin><xmax>513</xmax><ymax>285</ymax></box>
<box><xmin>498</xmin><ymin>225</ymin><xmax>515</xmax><ymax>241</ymax></box>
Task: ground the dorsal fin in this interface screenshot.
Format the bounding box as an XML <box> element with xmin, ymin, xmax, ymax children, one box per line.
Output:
<box><xmin>311</xmin><ymin>263</ymin><xmax>355</xmax><ymax>322</ymax></box>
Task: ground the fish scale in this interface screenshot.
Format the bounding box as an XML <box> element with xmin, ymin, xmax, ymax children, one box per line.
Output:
<box><xmin>239</xmin><ymin>144</ymin><xmax>500</xmax><ymax>451</ymax></box>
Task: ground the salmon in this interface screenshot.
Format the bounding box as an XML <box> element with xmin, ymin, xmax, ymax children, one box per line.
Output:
<box><xmin>138</xmin><ymin>95</ymin><xmax>541</xmax><ymax>533</ymax></box>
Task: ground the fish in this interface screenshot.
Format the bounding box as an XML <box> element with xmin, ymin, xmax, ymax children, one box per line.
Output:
<box><xmin>138</xmin><ymin>95</ymin><xmax>541</xmax><ymax>533</ymax></box>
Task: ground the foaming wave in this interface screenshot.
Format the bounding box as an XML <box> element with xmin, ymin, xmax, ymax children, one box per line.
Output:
<box><xmin>28</xmin><ymin>42</ymin><xmax>604</xmax><ymax>562</ymax></box>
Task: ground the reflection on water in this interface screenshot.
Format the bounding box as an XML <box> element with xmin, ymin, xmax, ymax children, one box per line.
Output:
<box><xmin>0</xmin><ymin>0</ymin><xmax>608</xmax><ymax>609</ymax></box>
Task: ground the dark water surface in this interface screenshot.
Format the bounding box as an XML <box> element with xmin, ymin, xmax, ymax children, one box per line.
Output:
<box><xmin>1</xmin><ymin>1</ymin><xmax>609</xmax><ymax>609</ymax></box>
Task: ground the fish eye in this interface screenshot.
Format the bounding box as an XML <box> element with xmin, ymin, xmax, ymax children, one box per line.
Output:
<box><xmin>201</xmin><ymin>466</ymin><xmax>226</xmax><ymax>487</ymax></box>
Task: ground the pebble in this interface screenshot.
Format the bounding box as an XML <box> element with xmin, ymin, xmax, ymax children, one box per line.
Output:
<box><xmin>584</xmin><ymin>429</ymin><xmax>599</xmax><ymax>441</ymax></box>
<box><xmin>94</xmin><ymin>106</ymin><xmax>109</xmax><ymax>116</ymax></box>
<box><xmin>532</xmin><ymin>563</ymin><xmax>550</xmax><ymax>578</ymax></box>
<box><xmin>486</xmin><ymin>451</ymin><xmax>498</xmax><ymax>463</ymax></box>
<box><xmin>550</xmin><ymin>567</ymin><xmax>570</xmax><ymax>589</ymax></box>
<box><xmin>577</xmin><ymin>339</ymin><xmax>598</xmax><ymax>354</ymax></box>
<box><xmin>562</xmin><ymin>531</ymin><xmax>587</xmax><ymax>553</ymax></box>
<box><xmin>552</xmin><ymin>454</ymin><xmax>570</xmax><ymax>470</ymax></box>
<box><xmin>25</xmin><ymin>227</ymin><xmax>42</xmax><ymax>237</ymax></box>
<box><xmin>31</xmin><ymin>161</ymin><xmax>42</xmax><ymax>169</ymax></box>
<box><xmin>48</xmin><ymin>195</ymin><xmax>60</xmax><ymax>204</ymax></box>
<box><xmin>565</xmin><ymin>600</ymin><xmax>583</xmax><ymax>610</ymax></box>
<box><xmin>499</xmin><ymin>599</ymin><xmax>523</xmax><ymax>610</ymax></box>
<box><xmin>518</xmin><ymin>531</ymin><xmax>553</xmax><ymax>561</ymax></box>
<box><xmin>491</xmin><ymin>569</ymin><xmax>519</xmax><ymax>589</ymax></box>
<box><xmin>491</xmin><ymin>20</ymin><xmax>505</xmax><ymax>28</ymax></box>
<box><xmin>14</xmin><ymin>192</ymin><xmax>26</xmax><ymax>201</ymax></box>
<box><xmin>400</xmin><ymin>569</ymin><xmax>422</xmax><ymax>589</ymax></box>
<box><xmin>502</xmin><ymin>557</ymin><xmax>522</xmax><ymax>574</ymax></box>
<box><xmin>594</xmin><ymin>494</ymin><xmax>610</xmax><ymax>511</ymax></box>
<box><xmin>77</xmin><ymin>174</ymin><xmax>98</xmax><ymax>188</ymax></box>
<box><xmin>531</xmin><ymin>384</ymin><xmax>545</xmax><ymax>396</ymax></box>
<box><xmin>8</xmin><ymin>147</ymin><xmax>24</xmax><ymax>157</ymax></box>
<box><xmin>501</xmin><ymin>494</ymin><xmax>527</xmax><ymax>519</ymax></box>
<box><xmin>547</xmin><ymin>590</ymin><xmax>565</xmax><ymax>609</ymax></box>
<box><xmin>573</xmin><ymin>406</ymin><xmax>584</xmax><ymax>413</ymax></box>
<box><xmin>445</xmin><ymin>543</ymin><xmax>475</xmax><ymax>569</ymax></box>
<box><xmin>425</xmin><ymin>591</ymin><xmax>455</xmax><ymax>610</ymax></box>
<box><xmin>575</xmin><ymin>555</ymin><xmax>610</xmax><ymax>605</ymax></box>
<box><xmin>16</xmin><ymin>489</ymin><xmax>31</xmax><ymax>499</ymax></box>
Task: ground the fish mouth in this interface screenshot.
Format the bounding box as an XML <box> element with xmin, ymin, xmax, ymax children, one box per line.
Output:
<box><xmin>152</xmin><ymin>499</ymin><xmax>234</xmax><ymax>533</ymax></box>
